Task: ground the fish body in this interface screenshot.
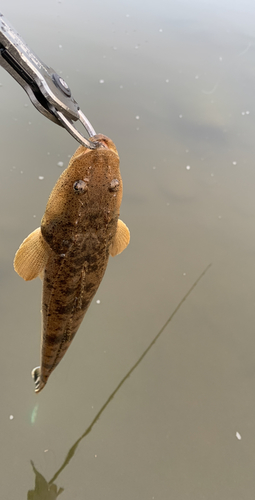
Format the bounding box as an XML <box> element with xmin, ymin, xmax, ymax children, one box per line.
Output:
<box><xmin>14</xmin><ymin>135</ymin><xmax>130</xmax><ymax>393</ymax></box>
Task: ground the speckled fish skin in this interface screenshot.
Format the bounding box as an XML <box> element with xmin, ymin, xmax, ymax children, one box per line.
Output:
<box><xmin>14</xmin><ymin>134</ymin><xmax>130</xmax><ymax>393</ymax></box>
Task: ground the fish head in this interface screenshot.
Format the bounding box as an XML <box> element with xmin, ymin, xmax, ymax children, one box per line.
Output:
<box><xmin>41</xmin><ymin>134</ymin><xmax>123</xmax><ymax>253</ymax></box>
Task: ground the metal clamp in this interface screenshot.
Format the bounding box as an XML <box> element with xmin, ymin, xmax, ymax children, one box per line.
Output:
<box><xmin>0</xmin><ymin>13</ymin><xmax>99</xmax><ymax>149</ymax></box>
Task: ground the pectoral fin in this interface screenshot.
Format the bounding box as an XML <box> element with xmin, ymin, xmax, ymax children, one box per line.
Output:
<box><xmin>110</xmin><ymin>219</ymin><xmax>130</xmax><ymax>257</ymax></box>
<box><xmin>14</xmin><ymin>227</ymin><xmax>50</xmax><ymax>281</ymax></box>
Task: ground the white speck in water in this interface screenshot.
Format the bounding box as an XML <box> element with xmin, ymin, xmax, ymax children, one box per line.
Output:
<box><xmin>236</xmin><ymin>431</ymin><xmax>241</xmax><ymax>440</ymax></box>
<box><xmin>195</xmin><ymin>75</ymin><xmax>199</xmax><ymax>79</ymax></box>
<box><xmin>218</xmin><ymin>215</ymin><xmax>222</xmax><ymax>219</ymax></box>
<box><xmin>232</xmin><ymin>161</ymin><xmax>237</xmax><ymax>165</ymax></box>
<box><xmin>113</xmin><ymin>46</ymin><xmax>117</xmax><ymax>50</ymax></box>
<box><xmin>120</xmin><ymin>85</ymin><xmax>123</xmax><ymax>89</ymax></box>
<box><xmin>219</xmin><ymin>56</ymin><xmax>223</xmax><ymax>62</ymax></box>
<box><xmin>159</xmin><ymin>28</ymin><xmax>163</xmax><ymax>32</ymax></box>
<box><xmin>186</xmin><ymin>149</ymin><xmax>189</xmax><ymax>153</ymax></box>
<box><xmin>44</xmin><ymin>449</ymin><xmax>49</xmax><ymax>453</ymax></box>
<box><xmin>99</xmin><ymin>79</ymin><xmax>104</xmax><ymax>84</ymax></box>
<box><xmin>60</xmin><ymin>254</ymin><xmax>66</xmax><ymax>258</ymax></box>
<box><xmin>95</xmin><ymin>455</ymin><xmax>97</xmax><ymax>458</ymax></box>
<box><xmin>96</xmin><ymin>300</ymin><xmax>101</xmax><ymax>304</ymax></box>
<box><xmin>136</xmin><ymin>127</ymin><xmax>140</xmax><ymax>131</ymax></box>
<box><xmin>38</xmin><ymin>176</ymin><xmax>44</xmax><ymax>180</ymax></box>
<box><xmin>211</xmin><ymin>173</ymin><xmax>214</xmax><ymax>177</ymax></box>
<box><xmin>20</xmin><ymin>171</ymin><xmax>23</xmax><ymax>174</ymax></box>
<box><xmin>33</xmin><ymin>215</ymin><xmax>36</xmax><ymax>218</ymax></box>
<box><xmin>241</xmin><ymin>111</ymin><xmax>245</xmax><ymax>115</ymax></box>
<box><xmin>47</xmin><ymin>152</ymin><xmax>50</xmax><ymax>155</ymax></box>
<box><xmin>57</xmin><ymin>161</ymin><xmax>64</xmax><ymax>167</ymax></box>
<box><xmin>59</xmin><ymin>44</ymin><xmax>62</xmax><ymax>49</ymax></box>
<box><xmin>134</xmin><ymin>45</ymin><xmax>139</xmax><ymax>50</ymax></box>
<box><xmin>246</xmin><ymin>111</ymin><xmax>250</xmax><ymax>115</ymax></box>
<box><xmin>183</xmin><ymin>273</ymin><xmax>186</xmax><ymax>276</ymax></box>
<box><xmin>28</xmin><ymin>121</ymin><xmax>32</xmax><ymax>125</ymax></box>
<box><xmin>126</xmin><ymin>14</ymin><xmax>130</xmax><ymax>17</ymax></box>
<box><xmin>153</xmin><ymin>166</ymin><xmax>156</xmax><ymax>169</ymax></box>
<box><xmin>179</xmin><ymin>114</ymin><xmax>183</xmax><ymax>118</ymax></box>
<box><xmin>186</xmin><ymin>165</ymin><xmax>191</xmax><ymax>170</ymax></box>
<box><xmin>24</xmin><ymin>103</ymin><xmax>28</xmax><ymax>107</ymax></box>
<box><xmin>135</xmin><ymin>115</ymin><xmax>140</xmax><ymax>120</ymax></box>
<box><xmin>9</xmin><ymin>415</ymin><xmax>14</xmax><ymax>420</ymax></box>
<box><xmin>166</xmin><ymin>79</ymin><xmax>169</xmax><ymax>83</ymax></box>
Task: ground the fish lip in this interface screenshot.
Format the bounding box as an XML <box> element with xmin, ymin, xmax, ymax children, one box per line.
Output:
<box><xmin>91</xmin><ymin>134</ymin><xmax>119</xmax><ymax>157</ymax></box>
<box><xmin>82</xmin><ymin>134</ymin><xmax>119</xmax><ymax>157</ymax></box>
<box><xmin>91</xmin><ymin>134</ymin><xmax>110</xmax><ymax>149</ymax></box>
<box><xmin>81</xmin><ymin>135</ymin><xmax>109</xmax><ymax>156</ymax></box>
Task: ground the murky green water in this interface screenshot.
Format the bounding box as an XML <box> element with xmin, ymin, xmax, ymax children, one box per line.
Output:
<box><xmin>1</xmin><ymin>0</ymin><xmax>255</xmax><ymax>498</ymax></box>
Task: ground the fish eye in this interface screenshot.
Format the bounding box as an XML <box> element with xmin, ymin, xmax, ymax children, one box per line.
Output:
<box><xmin>109</xmin><ymin>179</ymin><xmax>120</xmax><ymax>192</ymax></box>
<box><xmin>73</xmin><ymin>180</ymin><xmax>88</xmax><ymax>193</ymax></box>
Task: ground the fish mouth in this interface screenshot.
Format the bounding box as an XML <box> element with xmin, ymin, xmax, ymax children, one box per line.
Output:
<box><xmin>91</xmin><ymin>133</ymin><xmax>109</xmax><ymax>149</ymax></box>
<box><xmin>81</xmin><ymin>134</ymin><xmax>118</xmax><ymax>157</ymax></box>
<box><xmin>95</xmin><ymin>136</ymin><xmax>109</xmax><ymax>149</ymax></box>
<box><xmin>81</xmin><ymin>134</ymin><xmax>109</xmax><ymax>155</ymax></box>
<box><xmin>91</xmin><ymin>134</ymin><xmax>118</xmax><ymax>155</ymax></box>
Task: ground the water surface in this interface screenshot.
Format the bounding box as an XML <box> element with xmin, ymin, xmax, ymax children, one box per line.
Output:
<box><xmin>1</xmin><ymin>0</ymin><xmax>255</xmax><ymax>498</ymax></box>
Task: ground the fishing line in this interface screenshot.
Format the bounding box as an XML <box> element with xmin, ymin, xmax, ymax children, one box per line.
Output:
<box><xmin>48</xmin><ymin>262</ymin><xmax>212</xmax><ymax>485</ymax></box>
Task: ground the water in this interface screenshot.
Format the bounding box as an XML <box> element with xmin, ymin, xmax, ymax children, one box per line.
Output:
<box><xmin>1</xmin><ymin>0</ymin><xmax>255</xmax><ymax>498</ymax></box>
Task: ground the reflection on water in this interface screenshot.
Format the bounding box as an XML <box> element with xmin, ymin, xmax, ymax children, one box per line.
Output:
<box><xmin>28</xmin><ymin>265</ymin><xmax>211</xmax><ymax>497</ymax></box>
<box><xmin>28</xmin><ymin>461</ymin><xmax>64</xmax><ymax>500</ymax></box>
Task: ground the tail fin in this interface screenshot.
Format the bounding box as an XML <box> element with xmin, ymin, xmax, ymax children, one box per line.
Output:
<box><xmin>31</xmin><ymin>366</ymin><xmax>46</xmax><ymax>394</ymax></box>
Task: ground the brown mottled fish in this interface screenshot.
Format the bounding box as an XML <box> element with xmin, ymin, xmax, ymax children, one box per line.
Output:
<box><xmin>14</xmin><ymin>134</ymin><xmax>130</xmax><ymax>393</ymax></box>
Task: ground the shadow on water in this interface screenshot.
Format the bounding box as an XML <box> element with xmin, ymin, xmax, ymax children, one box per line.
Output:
<box><xmin>27</xmin><ymin>461</ymin><xmax>64</xmax><ymax>499</ymax></box>
<box><xmin>27</xmin><ymin>264</ymin><xmax>212</xmax><ymax>499</ymax></box>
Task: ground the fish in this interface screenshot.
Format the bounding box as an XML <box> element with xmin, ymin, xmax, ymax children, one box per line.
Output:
<box><xmin>14</xmin><ymin>134</ymin><xmax>130</xmax><ymax>393</ymax></box>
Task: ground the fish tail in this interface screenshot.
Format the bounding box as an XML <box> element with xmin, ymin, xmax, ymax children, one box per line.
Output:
<box><xmin>31</xmin><ymin>366</ymin><xmax>46</xmax><ymax>394</ymax></box>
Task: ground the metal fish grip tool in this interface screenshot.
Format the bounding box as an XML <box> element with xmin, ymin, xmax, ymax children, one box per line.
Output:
<box><xmin>0</xmin><ymin>13</ymin><xmax>99</xmax><ymax>149</ymax></box>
